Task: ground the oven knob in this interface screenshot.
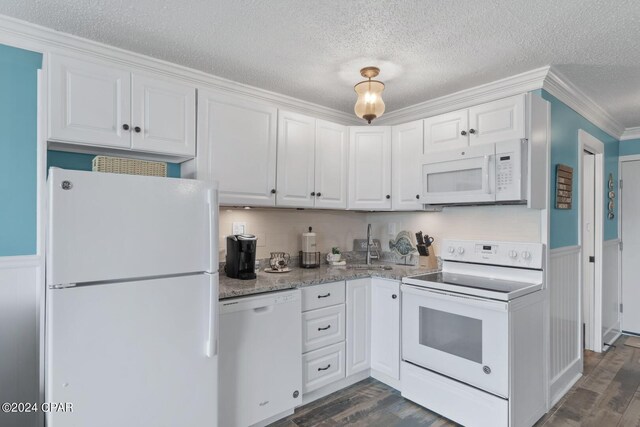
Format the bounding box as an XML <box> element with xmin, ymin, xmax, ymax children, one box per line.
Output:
<box><xmin>521</xmin><ymin>251</ymin><xmax>531</xmax><ymax>260</ymax></box>
<box><xmin>457</xmin><ymin>247</ymin><xmax>465</xmax><ymax>254</ymax></box>
<box><xmin>509</xmin><ymin>250</ymin><xmax>518</xmax><ymax>259</ymax></box>
<box><xmin>448</xmin><ymin>246</ymin><xmax>455</xmax><ymax>254</ymax></box>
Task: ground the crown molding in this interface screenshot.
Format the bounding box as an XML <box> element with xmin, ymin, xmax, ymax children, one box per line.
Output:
<box><xmin>374</xmin><ymin>66</ymin><xmax>550</xmax><ymax>125</ymax></box>
<box><xmin>620</xmin><ymin>127</ymin><xmax>640</xmax><ymax>141</ymax></box>
<box><xmin>543</xmin><ymin>67</ymin><xmax>625</xmax><ymax>139</ymax></box>
<box><xmin>0</xmin><ymin>14</ymin><xmax>359</xmax><ymax>126</ymax></box>
<box><xmin>1</xmin><ymin>14</ymin><xmax>636</xmax><ymax>135</ymax></box>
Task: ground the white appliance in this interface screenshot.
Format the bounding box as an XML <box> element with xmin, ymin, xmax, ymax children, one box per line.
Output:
<box><xmin>421</xmin><ymin>139</ymin><xmax>527</xmax><ymax>205</ymax></box>
<box><xmin>46</xmin><ymin>168</ymin><xmax>219</xmax><ymax>427</ymax></box>
<box><xmin>219</xmin><ymin>290</ymin><xmax>302</xmax><ymax>427</ymax></box>
<box><xmin>401</xmin><ymin>240</ymin><xmax>546</xmax><ymax>427</ymax></box>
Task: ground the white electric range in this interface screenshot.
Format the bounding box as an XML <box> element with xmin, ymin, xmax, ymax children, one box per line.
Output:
<box><xmin>400</xmin><ymin>239</ymin><xmax>547</xmax><ymax>427</ymax></box>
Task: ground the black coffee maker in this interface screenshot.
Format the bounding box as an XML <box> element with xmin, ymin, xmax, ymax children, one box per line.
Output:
<box><xmin>225</xmin><ymin>234</ymin><xmax>258</xmax><ymax>280</ymax></box>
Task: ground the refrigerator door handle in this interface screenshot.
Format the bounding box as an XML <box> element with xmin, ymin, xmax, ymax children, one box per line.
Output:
<box><xmin>207</xmin><ymin>188</ymin><xmax>218</xmax><ymax>273</ymax></box>
<box><xmin>206</xmin><ymin>273</ymin><xmax>218</xmax><ymax>357</ymax></box>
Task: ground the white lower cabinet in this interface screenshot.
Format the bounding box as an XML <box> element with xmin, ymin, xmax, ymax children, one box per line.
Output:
<box><xmin>370</xmin><ymin>278</ymin><xmax>400</xmax><ymax>381</ymax></box>
<box><xmin>302</xmin><ymin>304</ymin><xmax>345</xmax><ymax>353</ymax></box>
<box><xmin>303</xmin><ymin>342</ymin><xmax>346</xmax><ymax>393</ymax></box>
<box><xmin>345</xmin><ymin>278</ymin><xmax>372</xmax><ymax>376</ymax></box>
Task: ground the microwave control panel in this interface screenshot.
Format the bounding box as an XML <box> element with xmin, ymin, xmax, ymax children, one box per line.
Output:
<box><xmin>495</xmin><ymin>139</ymin><xmax>527</xmax><ymax>201</ymax></box>
<box><xmin>496</xmin><ymin>155</ymin><xmax>514</xmax><ymax>193</ymax></box>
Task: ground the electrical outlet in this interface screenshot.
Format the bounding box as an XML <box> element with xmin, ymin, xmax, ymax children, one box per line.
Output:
<box><xmin>388</xmin><ymin>223</ymin><xmax>396</xmax><ymax>235</ymax></box>
<box><xmin>232</xmin><ymin>222</ymin><xmax>246</xmax><ymax>235</ymax></box>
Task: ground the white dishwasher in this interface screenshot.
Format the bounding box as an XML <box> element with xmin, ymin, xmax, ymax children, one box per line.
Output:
<box><xmin>219</xmin><ymin>289</ymin><xmax>302</xmax><ymax>427</ymax></box>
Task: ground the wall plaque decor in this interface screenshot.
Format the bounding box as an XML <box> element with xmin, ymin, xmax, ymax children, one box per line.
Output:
<box><xmin>607</xmin><ymin>173</ymin><xmax>615</xmax><ymax>219</ymax></box>
<box><xmin>555</xmin><ymin>164</ymin><xmax>573</xmax><ymax>209</ymax></box>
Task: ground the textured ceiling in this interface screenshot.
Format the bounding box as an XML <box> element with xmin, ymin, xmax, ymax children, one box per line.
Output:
<box><xmin>2</xmin><ymin>0</ymin><xmax>640</xmax><ymax>128</ymax></box>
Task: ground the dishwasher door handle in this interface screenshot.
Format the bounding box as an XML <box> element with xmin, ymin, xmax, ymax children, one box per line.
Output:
<box><xmin>253</xmin><ymin>305</ymin><xmax>274</xmax><ymax>314</ymax></box>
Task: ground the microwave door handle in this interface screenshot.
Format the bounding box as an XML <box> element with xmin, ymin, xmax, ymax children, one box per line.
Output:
<box><xmin>484</xmin><ymin>155</ymin><xmax>492</xmax><ymax>194</ymax></box>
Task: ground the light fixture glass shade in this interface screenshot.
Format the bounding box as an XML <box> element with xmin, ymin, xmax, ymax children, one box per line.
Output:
<box><xmin>354</xmin><ymin>79</ymin><xmax>385</xmax><ymax>124</ymax></box>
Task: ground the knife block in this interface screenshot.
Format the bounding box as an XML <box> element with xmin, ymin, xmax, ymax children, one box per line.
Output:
<box><xmin>419</xmin><ymin>252</ymin><xmax>438</xmax><ymax>270</ymax></box>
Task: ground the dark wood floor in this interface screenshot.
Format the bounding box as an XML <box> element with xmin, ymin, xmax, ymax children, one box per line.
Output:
<box><xmin>271</xmin><ymin>335</ymin><xmax>640</xmax><ymax>427</ymax></box>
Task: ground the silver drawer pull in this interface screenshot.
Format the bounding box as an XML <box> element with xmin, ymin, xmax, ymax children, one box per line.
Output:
<box><xmin>317</xmin><ymin>325</ymin><xmax>331</xmax><ymax>331</ymax></box>
<box><xmin>318</xmin><ymin>364</ymin><xmax>331</xmax><ymax>371</ymax></box>
<box><xmin>317</xmin><ymin>293</ymin><xmax>331</xmax><ymax>298</ymax></box>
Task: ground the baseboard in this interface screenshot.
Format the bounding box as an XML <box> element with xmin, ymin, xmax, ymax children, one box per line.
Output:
<box><xmin>250</xmin><ymin>409</ymin><xmax>295</xmax><ymax>427</ymax></box>
<box><xmin>371</xmin><ymin>369</ymin><xmax>401</xmax><ymax>391</ymax></box>
<box><xmin>549</xmin><ymin>358</ymin><xmax>582</xmax><ymax>406</ymax></box>
<box><xmin>301</xmin><ymin>370</ymin><xmax>370</xmax><ymax>406</ymax></box>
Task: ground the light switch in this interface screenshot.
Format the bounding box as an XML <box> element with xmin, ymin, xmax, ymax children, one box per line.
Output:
<box><xmin>232</xmin><ymin>222</ymin><xmax>246</xmax><ymax>235</ymax></box>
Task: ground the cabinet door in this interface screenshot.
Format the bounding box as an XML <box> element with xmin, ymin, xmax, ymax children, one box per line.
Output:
<box><xmin>370</xmin><ymin>279</ymin><xmax>400</xmax><ymax>380</ymax></box>
<box><xmin>468</xmin><ymin>94</ymin><xmax>526</xmax><ymax>146</ymax></box>
<box><xmin>49</xmin><ymin>54</ymin><xmax>131</xmax><ymax>148</ymax></box>
<box><xmin>315</xmin><ymin>120</ymin><xmax>348</xmax><ymax>209</ymax></box>
<box><xmin>197</xmin><ymin>90</ymin><xmax>277</xmax><ymax>206</ymax></box>
<box><xmin>392</xmin><ymin>120</ymin><xmax>424</xmax><ymax>210</ymax></box>
<box><xmin>276</xmin><ymin>111</ymin><xmax>316</xmax><ymax>208</ymax></box>
<box><xmin>130</xmin><ymin>73</ymin><xmax>196</xmax><ymax>157</ymax></box>
<box><xmin>348</xmin><ymin>127</ymin><xmax>392</xmax><ymax>210</ymax></box>
<box><xmin>346</xmin><ymin>279</ymin><xmax>371</xmax><ymax>376</ymax></box>
<box><xmin>423</xmin><ymin>109</ymin><xmax>468</xmax><ymax>153</ymax></box>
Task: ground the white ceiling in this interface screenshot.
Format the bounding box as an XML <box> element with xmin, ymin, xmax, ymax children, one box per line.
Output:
<box><xmin>2</xmin><ymin>0</ymin><xmax>640</xmax><ymax>128</ymax></box>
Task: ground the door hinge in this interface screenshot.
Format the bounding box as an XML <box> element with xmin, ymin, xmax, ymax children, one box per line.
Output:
<box><xmin>49</xmin><ymin>283</ymin><xmax>76</xmax><ymax>289</ymax></box>
<box><xmin>620</xmin><ymin>241</ymin><xmax>624</xmax><ymax>251</ymax></box>
<box><xmin>620</xmin><ymin>179</ymin><xmax>623</xmax><ymax>190</ymax></box>
<box><xmin>589</xmin><ymin>256</ymin><xmax>595</xmax><ymax>263</ymax></box>
<box><xmin>620</xmin><ymin>303</ymin><xmax>624</xmax><ymax>313</ymax></box>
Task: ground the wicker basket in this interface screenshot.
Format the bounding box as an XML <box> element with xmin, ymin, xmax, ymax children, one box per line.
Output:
<box><xmin>92</xmin><ymin>156</ymin><xmax>167</xmax><ymax>177</ymax></box>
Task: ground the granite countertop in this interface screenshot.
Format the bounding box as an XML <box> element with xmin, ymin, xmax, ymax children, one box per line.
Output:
<box><xmin>219</xmin><ymin>262</ymin><xmax>440</xmax><ymax>299</ymax></box>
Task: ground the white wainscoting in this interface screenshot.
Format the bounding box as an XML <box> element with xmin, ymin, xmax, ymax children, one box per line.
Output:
<box><xmin>602</xmin><ymin>239</ymin><xmax>621</xmax><ymax>346</ymax></box>
<box><xmin>0</xmin><ymin>256</ymin><xmax>42</xmax><ymax>427</ymax></box>
<box><xmin>548</xmin><ymin>245</ymin><xmax>582</xmax><ymax>406</ymax></box>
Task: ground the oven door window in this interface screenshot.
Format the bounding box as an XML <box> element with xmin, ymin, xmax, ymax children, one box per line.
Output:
<box><xmin>419</xmin><ymin>306</ymin><xmax>482</xmax><ymax>363</ymax></box>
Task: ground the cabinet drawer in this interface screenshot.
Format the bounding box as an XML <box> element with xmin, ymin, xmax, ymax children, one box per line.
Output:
<box><xmin>302</xmin><ymin>304</ymin><xmax>345</xmax><ymax>353</ymax></box>
<box><xmin>303</xmin><ymin>342</ymin><xmax>346</xmax><ymax>393</ymax></box>
<box><xmin>302</xmin><ymin>281</ymin><xmax>345</xmax><ymax>311</ymax></box>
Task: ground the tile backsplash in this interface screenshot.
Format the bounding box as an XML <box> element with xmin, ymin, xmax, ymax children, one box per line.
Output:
<box><xmin>218</xmin><ymin>205</ymin><xmax>543</xmax><ymax>262</ymax></box>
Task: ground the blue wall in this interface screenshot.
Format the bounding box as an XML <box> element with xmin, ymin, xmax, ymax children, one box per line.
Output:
<box><xmin>0</xmin><ymin>45</ymin><xmax>42</xmax><ymax>256</ymax></box>
<box><xmin>47</xmin><ymin>151</ymin><xmax>182</xmax><ymax>177</ymax></box>
<box><xmin>540</xmin><ymin>90</ymin><xmax>619</xmax><ymax>249</ymax></box>
<box><xmin>620</xmin><ymin>139</ymin><xmax>640</xmax><ymax>156</ymax></box>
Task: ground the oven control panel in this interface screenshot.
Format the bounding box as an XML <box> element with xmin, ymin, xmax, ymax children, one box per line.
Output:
<box><xmin>442</xmin><ymin>239</ymin><xmax>544</xmax><ymax>269</ymax></box>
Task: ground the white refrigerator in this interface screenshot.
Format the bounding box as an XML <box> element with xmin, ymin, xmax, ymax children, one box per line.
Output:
<box><xmin>45</xmin><ymin>168</ymin><xmax>218</xmax><ymax>427</ymax></box>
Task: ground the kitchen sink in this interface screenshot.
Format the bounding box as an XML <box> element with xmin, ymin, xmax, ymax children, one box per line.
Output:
<box><xmin>346</xmin><ymin>264</ymin><xmax>393</xmax><ymax>270</ymax></box>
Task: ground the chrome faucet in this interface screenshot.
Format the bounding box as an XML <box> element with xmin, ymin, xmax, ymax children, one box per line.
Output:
<box><xmin>366</xmin><ymin>223</ymin><xmax>377</xmax><ymax>265</ymax></box>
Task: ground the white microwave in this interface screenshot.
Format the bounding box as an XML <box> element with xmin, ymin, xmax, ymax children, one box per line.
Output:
<box><xmin>421</xmin><ymin>139</ymin><xmax>527</xmax><ymax>205</ymax></box>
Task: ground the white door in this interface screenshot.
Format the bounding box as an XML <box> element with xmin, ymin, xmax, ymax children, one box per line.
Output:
<box><xmin>47</xmin><ymin>169</ymin><xmax>213</xmax><ymax>286</ymax></box>
<box><xmin>315</xmin><ymin>120</ymin><xmax>348</xmax><ymax>209</ymax></box>
<box><xmin>46</xmin><ymin>274</ymin><xmax>217</xmax><ymax>427</ymax></box>
<box><xmin>468</xmin><ymin>94</ymin><xmax>525</xmax><ymax>146</ymax></box>
<box><xmin>370</xmin><ymin>279</ymin><xmax>400</xmax><ymax>380</ymax></box>
<box><xmin>346</xmin><ymin>278</ymin><xmax>371</xmax><ymax>376</ymax></box>
<box><xmin>48</xmin><ymin>54</ymin><xmax>131</xmax><ymax>148</ymax></box>
<box><xmin>392</xmin><ymin>120</ymin><xmax>424</xmax><ymax>210</ymax></box>
<box><xmin>582</xmin><ymin>151</ymin><xmax>596</xmax><ymax>349</ymax></box>
<box><xmin>423</xmin><ymin>109</ymin><xmax>469</xmax><ymax>153</ymax></box>
<box><xmin>276</xmin><ymin>111</ymin><xmax>316</xmax><ymax>208</ymax></box>
<box><xmin>197</xmin><ymin>90</ymin><xmax>278</xmax><ymax>206</ymax></box>
<box><xmin>348</xmin><ymin>127</ymin><xmax>392</xmax><ymax>210</ymax></box>
<box><xmin>130</xmin><ymin>73</ymin><xmax>196</xmax><ymax>157</ymax></box>
<box><xmin>621</xmin><ymin>160</ymin><xmax>640</xmax><ymax>334</ymax></box>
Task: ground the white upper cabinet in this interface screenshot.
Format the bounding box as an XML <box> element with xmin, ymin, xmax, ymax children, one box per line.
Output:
<box><xmin>276</xmin><ymin>111</ymin><xmax>316</xmax><ymax>208</ymax></box>
<box><xmin>468</xmin><ymin>94</ymin><xmax>525</xmax><ymax>146</ymax></box>
<box><xmin>130</xmin><ymin>74</ymin><xmax>196</xmax><ymax>156</ymax></box>
<box><xmin>370</xmin><ymin>279</ymin><xmax>400</xmax><ymax>381</ymax></box>
<box><xmin>423</xmin><ymin>108</ymin><xmax>468</xmax><ymax>153</ymax></box>
<box><xmin>197</xmin><ymin>90</ymin><xmax>278</xmax><ymax>206</ymax></box>
<box><xmin>392</xmin><ymin>120</ymin><xmax>424</xmax><ymax>210</ymax></box>
<box><xmin>49</xmin><ymin>54</ymin><xmax>131</xmax><ymax>149</ymax></box>
<box><xmin>348</xmin><ymin>127</ymin><xmax>392</xmax><ymax>210</ymax></box>
<box><xmin>315</xmin><ymin>120</ymin><xmax>348</xmax><ymax>209</ymax></box>
<box><xmin>49</xmin><ymin>54</ymin><xmax>196</xmax><ymax>158</ymax></box>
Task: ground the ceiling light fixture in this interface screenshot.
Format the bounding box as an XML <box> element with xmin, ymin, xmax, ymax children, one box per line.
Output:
<box><xmin>354</xmin><ymin>67</ymin><xmax>385</xmax><ymax>124</ymax></box>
